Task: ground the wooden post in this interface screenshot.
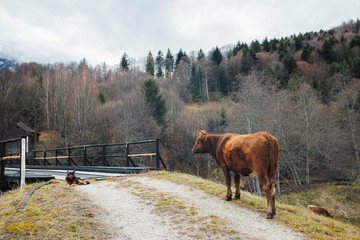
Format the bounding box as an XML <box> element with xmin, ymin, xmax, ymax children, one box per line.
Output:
<box><xmin>156</xmin><ymin>139</ymin><xmax>160</xmax><ymax>170</ymax></box>
<box><xmin>0</xmin><ymin>143</ymin><xmax>5</xmax><ymax>191</ymax></box>
<box><xmin>20</xmin><ymin>137</ymin><xmax>26</xmax><ymax>190</ymax></box>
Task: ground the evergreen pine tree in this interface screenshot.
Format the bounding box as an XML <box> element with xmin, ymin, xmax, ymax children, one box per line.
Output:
<box><xmin>278</xmin><ymin>39</ymin><xmax>288</xmax><ymax>59</ymax></box>
<box><xmin>98</xmin><ymin>91</ymin><xmax>106</xmax><ymax>104</ymax></box>
<box><xmin>249</xmin><ymin>48</ymin><xmax>257</xmax><ymax>60</ymax></box>
<box><xmin>197</xmin><ymin>49</ymin><xmax>205</xmax><ymax>60</ymax></box>
<box><xmin>301</xmin><ymin>43</ymin><xmax>312</xmax><ymax>61</ymax></box>
<box><xmin>145</xmin><ymin>51</ymin><xmax>155</xmax><ymax>76</ymax></box>
<box><xmin>250</xmin><ymin>39</ymin><xmax>261</xmax><ymax>53</ymax></box>
<box><xmin>294</xmin><ymin>34</ymin><xmax>303</xmax><ymax>51</ymax></box>
<box><xmin>270</xmin><ymin>39</ymin><xmax>278</xmax><ymax>52</ymax></box>
<box><xmin>120</xmin><ymin>52</ymin><xmax>130</xmax><ymax>71</ymax></box>
<box><xmin>219</xmin><ymin>107</ymin><xmax>227</xmax><ymax>127</ymax></box>
<box><xmin>242</xmin><ymin>44</ymin><xmax>249</xmax><ymax>56</ymax></box>
<box><xmin>350</xmin><ymin>35</ymin><xmax>360</xmax><ymax>48</ymax></box>
<box><xmin>321</xmin><ymin>39</ymin><xmax>336</xmax><ymax>64</ymax></box>
<box><xmin>156</xmin><ymin>65</ymin><xmax>164</xmax><ymax>77</ymax></box>
<box><xmin>142</xmin><ymin>79</ymin><xmax>166</xmax><ymax>125</ymax></box>
<box><xmin>165</xmin><ymin>48</ymin><xmax>174</xmax><ymax>76</ymax></box>
<box><xmin>262</xmin><ymin>37</ymin><xmax>270</xmax><ymax>52</ymax></box>
<box><xmin>283</xmin><ymin>54</ymin><xmax>297</xmax><ymax>74</ymax></box>
<box><xmin>351</xmin><ymin>57</ymin><xmax>360</xmax><ymax>78</ymax></box>
<box><xmin>175</xmin><ymin>49</ymin><xmax>186</xmax><ymax>67</ymax></box>
<box><xmin>211</xmin><ymin>46</ymin><xmax>223</xmax><ymax>65</ymax></box>
<box><xmin>155</xmin><ymin>50</ymin><xmax>164</xmax><ymax>77</ymax></box>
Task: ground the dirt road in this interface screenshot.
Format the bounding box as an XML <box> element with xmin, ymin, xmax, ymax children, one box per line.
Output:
<box><xmin>76</xmin><ymin>176</ymin><xmax>304</xmax><ymax>239</ymax></box>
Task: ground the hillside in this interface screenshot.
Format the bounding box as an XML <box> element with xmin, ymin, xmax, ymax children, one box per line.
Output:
<box><xmin>0</xmin><ymin>19</ymin><xmax>360</xmax><ymax>189</ymax></box>
<box><xmin>1</xmin><ymin>172</ymin><xmax>360</xmax><ymax>239</ymax></box>
<box><xmin>278</xmin><ymin>182</ymin><xmax>360</xmax><ymax>227</ymax></box>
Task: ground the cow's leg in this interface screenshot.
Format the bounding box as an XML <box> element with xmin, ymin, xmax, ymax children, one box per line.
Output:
<box><xmin>222</xmin><ymin>168</ymin><xmax>232</xmax><ymax>201</ymax></box>
<box><xmin>234</xmin><ymin>173</ymin><xmax>241</xmax><ymax>199</ymax></box>
<box><xmin>271</xmin><ymin>186</ymin><xmax>276</xmax><ymax>216</ymax></box>
<box><xmin>258</xmin><ymin>174</ymin><xmax>274</xmax><ymax>219</ymax></box>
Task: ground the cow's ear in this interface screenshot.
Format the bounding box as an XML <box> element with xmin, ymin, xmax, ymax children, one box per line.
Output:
<box><xmin>200</xmin><ymin>130</ymin><xmax>207</xmax><ymax>135</ymax></box>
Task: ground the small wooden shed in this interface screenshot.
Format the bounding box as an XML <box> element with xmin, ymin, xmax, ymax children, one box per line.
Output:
<box><xmin>5</xmin><ymin>122</ymin><xmax>40</xmax><ymax>154</ymax></box>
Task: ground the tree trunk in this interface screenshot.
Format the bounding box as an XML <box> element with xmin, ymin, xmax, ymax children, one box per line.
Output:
<box><xmin>255</xmin><ymin>176</ymin><xmax>262</xmax><ymax>196</ymax></box>
<box><xmin>304</xmin><ymin>99</ymin><xmax>310</xmax><ymax>185</ymax></box>
<box><xmin>277</xmin><ymin>166</ymin><xmax>281</xmax><ymax>195</ymax></box>
<box><xmin>205</xmin><ymin>72</ymin><xmax>209</xmax><ymax>100</ymax></box>
<box><xmin>347</xmin><ymin>111</ymin><xmax>360</xmax><ymax>167</ymax></box>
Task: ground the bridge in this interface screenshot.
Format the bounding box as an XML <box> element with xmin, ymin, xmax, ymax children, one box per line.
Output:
<box><xmin>0</xmin><ymin>137</ymin><xmax>167</xmax><ymax>191</ymax></box>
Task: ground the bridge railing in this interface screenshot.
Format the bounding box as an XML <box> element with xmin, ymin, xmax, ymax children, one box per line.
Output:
<box><xmin>27</xmin><ymin>139</ymin><xmax>166</xmax><ymax>170</ymax></box>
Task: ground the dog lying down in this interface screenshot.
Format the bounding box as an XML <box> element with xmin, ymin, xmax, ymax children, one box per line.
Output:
<box><xmin>66</xmin><ymin>171</ymin><xmax>90</xmax><ymax>186</ymax></box>
<box><xmin>307</xmin><ymin>205</ymin><xmax>332</xmax><ymax>218</ymax></box>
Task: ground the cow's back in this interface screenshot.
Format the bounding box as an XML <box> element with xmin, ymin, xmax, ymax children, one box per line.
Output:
<box><xmin>219</xmin><ymin>132</ymin><xmax>270</xmax><ymax>172</ymax></box>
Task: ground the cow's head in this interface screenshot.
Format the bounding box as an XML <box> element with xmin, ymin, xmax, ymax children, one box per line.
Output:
<box><xmin>192</xmin><ymin>130</ymin><xmax>210</xmax><ymax>154</ymax></box>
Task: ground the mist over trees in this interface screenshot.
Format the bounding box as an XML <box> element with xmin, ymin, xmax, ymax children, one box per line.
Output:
<box><xmin>1</xmin><ymin>19</ymin><xmax>360</xmax><ymax>189</ymax></box>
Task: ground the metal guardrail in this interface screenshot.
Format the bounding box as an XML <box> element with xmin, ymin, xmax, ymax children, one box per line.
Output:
<box><xmin>1</xmin><ymin>138</ymin><xmax>167</xmax><ymax>191</ymax></box>
<box><xmin>27</xmin><ymin>139</ymin><xmax>166</xmax><ymax>170</ymax></box>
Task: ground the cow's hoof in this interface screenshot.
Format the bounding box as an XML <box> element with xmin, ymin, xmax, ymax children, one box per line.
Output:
<box><xmin>235</xmin><ymin>194</ymin><xmax>241</xmax><ymax>200</ymax></box>
<box><xmin>266</xmin><ymin>213</ymin><xmax>274</xmax><ymax>219</ymax></box>
<box><xmin>225</xmin><ymin>196</ymin><xmax>232</xmax><ymax>201</ymax></box>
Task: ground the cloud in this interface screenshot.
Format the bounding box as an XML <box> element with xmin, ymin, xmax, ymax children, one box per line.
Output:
<box><xmin>0</xmin><ymin>0</ymin><xmax>359</xmax><ymax>66</ymax></box>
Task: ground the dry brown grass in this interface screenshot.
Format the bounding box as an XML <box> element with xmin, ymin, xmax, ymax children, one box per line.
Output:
<box><xmin>278</xmin><ymin>182</ymin><xmax>360</xmax><ymax>227</ymax></box>
<box><xmin>146</xmin><ymin>171</ymin><xmax>360</xmax><ymax>240</ymax></box>
<box><xmin>0</xmin><ymin>180</ymin><xmax>111</xmax><ymax>239</ymax></box>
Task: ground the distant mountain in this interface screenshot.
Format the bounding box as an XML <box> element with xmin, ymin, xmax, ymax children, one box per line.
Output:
<box><xmin>0</xmin><ymin>57</ymin><xmax>18</xmax><ymax>70</ymax></box>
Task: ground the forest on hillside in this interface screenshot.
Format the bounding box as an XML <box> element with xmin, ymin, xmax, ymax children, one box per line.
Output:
<box><xmin>1</xmin><ymin>19</ymin><xmax>360</xmax><ymax>190</ymax></box>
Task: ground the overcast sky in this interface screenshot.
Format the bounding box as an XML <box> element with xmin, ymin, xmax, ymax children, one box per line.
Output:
<box><xmin>0</xmin><ymin>0</ymin><xmax>359</xmax><ymax>66</ymax></box>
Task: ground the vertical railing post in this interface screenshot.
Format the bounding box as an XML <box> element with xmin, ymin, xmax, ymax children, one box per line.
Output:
<box><xmin>0</xmin><ymin>142</ymin><xmax>5</xmax><ymax>191</ymax></box>
<box><xmin>156</xmin><ymin>139</ymin><xmax>160</xmax><ymax>170</ymax></box>
<box><xmin>102</xmin><ymin>145</ymin><xmax>106</xmax><ymax>166</ymax></box>
<box><xmin>83</xmin><ymin>147</ymin><xmax>87</xmax><ymax>166</ymax></box>
<box><xmin>55</xmin><ymin>149</ymin><xmax>58</xmax><ymax>166</ymax></box>
<box><xmin>33</xmin><ymin>151</ymin><xmax>36</xmax><ymax>165</ymax></box>
<box><xmin>43</xmin><ymin>150</ymin><xmax>47</xmax><ymax>166</ymax></box>
<box><xmin>68</xmin><ymin>148</ymin><xmax>71</xmax><ymax>166</ymax></box>
<box><xmin>20</xmin><ymin>137</ymin><xmax>26</xmax><ymax>190</ymax></box>
<box><xmin>126</xmin><ymin>143</ymin><xmax>130</xmax><ymax>167</ymax></box>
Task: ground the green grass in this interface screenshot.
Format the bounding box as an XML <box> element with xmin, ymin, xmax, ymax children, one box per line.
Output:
<box><xmin>0</xmin><ymin>180</ymin><xmax>110</xmax><ymax>239</ymax></box>
<box><xmin>145</xmin><ymin>171</ymin><xmax>360</xmax><ymax>240</ymax></box>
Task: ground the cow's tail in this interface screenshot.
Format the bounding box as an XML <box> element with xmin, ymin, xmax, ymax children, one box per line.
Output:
<box><xmin>265</xmin><ymin>132</ymin><xmax>279</xmax><ymax>197</ymax></box>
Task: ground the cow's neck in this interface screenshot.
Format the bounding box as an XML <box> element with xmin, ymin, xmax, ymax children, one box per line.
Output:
<box><xmin>208</xmin><ymin>134</ymin><xmax>224</xmax><ymax>159</ymax></box>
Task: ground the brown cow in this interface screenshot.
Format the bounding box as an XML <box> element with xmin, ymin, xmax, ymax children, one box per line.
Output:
<box><xmin>192</xmin><ymin>130</ymin><xmax>279</xmax><ymax>219</ymax></box>
<box><xmin>307</xmin><ymin>205</ymin><xmax>332</xmax><ymax>217</ymax></box>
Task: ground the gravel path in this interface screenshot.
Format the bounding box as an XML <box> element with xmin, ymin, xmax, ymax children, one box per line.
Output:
<box><xmin>75</xmin><ymin>176</ymin><xmax>304</xmax><ymax>240</ymax></box>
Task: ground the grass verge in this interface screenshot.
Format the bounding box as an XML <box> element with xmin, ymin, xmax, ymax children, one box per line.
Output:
<box><xmin>145</xmin><ymin>171</ymin><xmax>360</xmax><ymax>240</ymax></box>
<box><xmin>278</xmin><ymin>183</ymin><xmax>360</xmax><ymax>227</ymax></box>
<box><xmin>0</xmin><ymin>180</ymin><xmax>110</xmax><ymax>239</ymax></box>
